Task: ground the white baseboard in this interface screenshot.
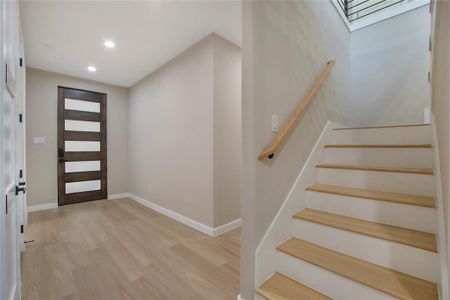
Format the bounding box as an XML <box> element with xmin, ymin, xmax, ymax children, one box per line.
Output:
<box><xmin>26</xmin><ymin>193</ymin><xmax>128</xmax><ymax>212</ymax></box>
<box><xmin>126</xmin><ymin>193</ymin><xmax>241</xmax><ymax>237</ymax></box>
<box><xmin>213</xmin><ymin>218</ymin><xmax>242</xmax><ymax>236</ymax></box>
<box><xmin>27</xmin><ymin>202</ymin><xmax>57</xmax><ymax>213</ymax></box>
<box><xmin>108</xmin><ymin>193</ymin><xmax>130</xmax><ymax>200</ymax></box>
<box><xmin>26</xmin><ymin>193</ymin><xmax>240</xmax><ymax>237</ymax></box>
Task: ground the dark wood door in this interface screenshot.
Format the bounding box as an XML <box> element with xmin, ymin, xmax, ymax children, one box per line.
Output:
<box><xmin>57</xmin><ymin>86</ymin><xmax>107</xmax><ymax>206</ymax></box>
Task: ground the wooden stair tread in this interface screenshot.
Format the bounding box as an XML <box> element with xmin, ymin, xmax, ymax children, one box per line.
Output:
<box><xmin>333</xmin><ymin>124</ymin><xmax>430</xmax><ymax>130</ymax></box>
<box><xmin>294</xmin><ymin>209</ymin><xmax>437</xmax><ymax>252</ymax></box>
<box><xmin>324</xmin><ymin>144</ymin><xmax>432</xmax><ymax>148</ymax></box>
<box><xmin>316</xmin><ymin>163</ymin><xmax>434</xmax><ymax>175</ymax></box>
<box><xmin>306</xmin><ymin>184</ymin><xmax>436</xmax><ymax>208</ymax></box>
<box><xmin>277</xmin><ymin>238</ymin><xmax>438</xmax><ymax>300</ymax></box>
<box><xmin>256</xmin><ymin>272</ymin><xmax>332</xmax><ymax>300</ymax></box>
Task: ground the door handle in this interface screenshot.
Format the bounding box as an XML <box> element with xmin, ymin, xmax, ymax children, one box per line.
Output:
<box><xmin>15</xmin><ymin>184</ymin><xmax>26</xmax><ymax>195</ymax></box>
<box><xmin>58</xmin><ymin>148</ymin><xmax>65</xmax><ymax>163</ymax></box>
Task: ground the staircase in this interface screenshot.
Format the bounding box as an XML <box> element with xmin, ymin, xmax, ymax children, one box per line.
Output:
<box><xmin>256</xmin><ymin>124</ymin><xmax>445</xmax><ymax>300</ymax></box>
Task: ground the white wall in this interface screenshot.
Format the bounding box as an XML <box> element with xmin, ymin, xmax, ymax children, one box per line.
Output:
<box><xmin>26</xmin><ymin>68</ymin><xmax>129</xmax><ymax>207</ymax></box>
<box><xmin>241</xmin><ymin>1</ymin><xmax>350</xmax><ymax>298</ymax></box>
<box><xmin>213</xmin><ymin>35</ymin><xmax>242</xmax><ymax>227</ymax></box>
<box><xmin>128</xmin><ymin>36</ymin><xmax>215</xmax><ymax>227</ymax></box>
<box><xmin>128</xmin><ymin>34</ymin><xmax>242</xmax><ymax>228</ymax></box>
<box><xmin>350</xmin><ymin>5</ymin><xmax>431</xmax><ymax>126</ymax></box>
<box><xmin>431</xmin><ymin>1</ymin><xmax>450</xmax><ymax>296</ymax></box>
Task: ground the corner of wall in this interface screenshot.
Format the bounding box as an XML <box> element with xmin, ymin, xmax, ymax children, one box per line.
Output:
<box><xmin>212</xmin><ymin>33</ymin><xmax>243</xmax><ymax>228</ymax></box>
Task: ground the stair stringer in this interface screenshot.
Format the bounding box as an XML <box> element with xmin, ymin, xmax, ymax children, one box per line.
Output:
<box><xmin>254</xmin><ymin>121</ymin><xmax>337</xmax><ymax>290</ymax></box>
<box><xmin>431</xmin><ymin>115</ymin><xmax>450</xmax><ymax>300</ymax></box>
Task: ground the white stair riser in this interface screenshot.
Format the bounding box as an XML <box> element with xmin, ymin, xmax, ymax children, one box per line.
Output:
<box><xmin>330</xmin><ymin>126</ymin><xmax>431</xmax><ymax>145</ymax></box>
<box><xmin>324</xmin><ymin>148</ymin><xmax>433</xmax><ymax>169</ymax></box>
<box><xmin>316</xmin><ymin>168</ymin><xmax>435</xmax><ymax>197</ymax></box>
<box><xmin>277</xmin><ymin>252</ymin><xmax>396</xmax><ymax>300</ymax></box>
<box><xmin>292</xmin><ymin>220</ymin><xmax>439</xmax><ymax>282</ymax></box>
<box><xmin>306</xmin><ymin>191</ymin><xmax>437</xmax><ymax>233</ymax></box>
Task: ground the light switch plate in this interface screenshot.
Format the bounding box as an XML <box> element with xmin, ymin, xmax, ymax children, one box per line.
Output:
<box><xmin>271</xmin><ymin>115</ymin><xmax>279</xmax><ymax>133</ymax></box>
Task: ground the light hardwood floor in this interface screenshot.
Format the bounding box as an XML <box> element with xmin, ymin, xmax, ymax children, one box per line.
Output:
<box><xmin>22</xmin><ymin>198</ymin><xmax>241</xmax><ymax>300</ymax></box>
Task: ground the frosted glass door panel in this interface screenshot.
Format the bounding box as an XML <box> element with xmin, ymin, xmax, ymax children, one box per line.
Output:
<box><xmin>65</xmin><ymin>98</ymin><xmax>100</xmax><ymax>113</ymax></box>
<box><xmin>65</xmin><ymin>161</ymin><xmax>100</xmax><ymax>173</ymax></box>
<box><xmin>65</xmin><ymin>120</ymin><xmax>100</xmax><ymax>132</ymax></box>
<box><xmin>66</xmin><ymin>180</ymin><xmax>101</xmax><ymax>194</ymax></box>
<box><xmin>65</xmin><ymin>141</ymin><xmax>100</xmax><ymax>152</ymax></box>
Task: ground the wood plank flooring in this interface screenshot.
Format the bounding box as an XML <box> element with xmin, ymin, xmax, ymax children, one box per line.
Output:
<box><xmin>21</xmin><ymin>198</ymin><xmax>240</xmax><ymax>300</ymax></box>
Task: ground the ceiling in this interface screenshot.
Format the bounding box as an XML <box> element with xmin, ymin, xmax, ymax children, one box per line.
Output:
<box><xmin>20</xmin><ymin>1</ymin><xmax>241</xmax><ymax>87</ymax></box>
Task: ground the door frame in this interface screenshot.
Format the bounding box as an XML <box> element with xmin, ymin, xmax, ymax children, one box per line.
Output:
<box><xmin>57</xmin><ymin>86</ymin><xmax>108</xmax><ymax>206</ymax></box>
<box><xmin>1</xmin><ymin>0</ymin><xmax>25</xmax><ymax>298</ymax></box>
<box><xmin>0</xmin><ymin>0</ymin><xmax>5</xmax><ymax>297</ymax></box>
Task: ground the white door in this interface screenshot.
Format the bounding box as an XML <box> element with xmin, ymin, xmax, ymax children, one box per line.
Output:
<box><xmin>15</xmin><ymin>24</ymin><xmax>26</xmax><ymax>251</ymax></box>
<box><xmin>1</xmin><ymin>0</ymin><xmax>24</xmax><ymax>299</ymax></box>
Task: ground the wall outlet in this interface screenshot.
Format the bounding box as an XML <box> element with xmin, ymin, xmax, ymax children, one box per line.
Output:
<box><xmin>271</xmin><ymin>115</ymin><xmax>279</xmax><ymax>133</ymax></box>
<box><xmin>33</xmin><ymin>137</ymin><xmax>46</xmax><ymax>144</ymax></box>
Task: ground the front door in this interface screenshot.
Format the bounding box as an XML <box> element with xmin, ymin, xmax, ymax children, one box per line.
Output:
<box><xmin>57</xmin><ymin>87</ymin><xmax>107</xmax><ymax>206</ymax></box>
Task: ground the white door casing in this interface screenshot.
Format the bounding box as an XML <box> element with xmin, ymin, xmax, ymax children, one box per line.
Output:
<box><xmin>1</xmin><ymin>0</ymin><xmax>25</xmax><ymax>299</ymax></box>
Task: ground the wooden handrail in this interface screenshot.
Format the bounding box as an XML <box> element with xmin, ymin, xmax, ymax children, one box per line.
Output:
<box><xmin>258</xmin><ymin>59</ymin><xmax>336</xmax><ymax>161</ymax></box>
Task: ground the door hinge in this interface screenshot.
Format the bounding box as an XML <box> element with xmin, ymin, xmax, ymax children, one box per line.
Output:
<box><xmin>429</xmin><ymin>36</ymin><xmax>432</xmax><ymax>52</ymax></box>
<box><xmin>5</xmin><ymin>194</ymin><xmax>7</xmax><ymax>215</ymax></box>
<box><xmin>19</xmin><ymin>58</ymin><xmax>23</xmax><ymax>67</ymax></box>
<box><xmin>20</xmin><ymin>225</ymin><xmax>24</xmax><ymax>234</ymax></box>
<box><xmin>428</xmin><ymin>71</ymin><xmax>431</xmax><ymax>83</ymax></box>
<box><xmin>5</xmin><ymin>64</ymin><xmax>8</xmax><ymax>84</ymax></box>
<box><xmin>19</xmin><ymin>114</ymin><xmax>23</xmax><ymax>123</ymax></box>
<box><xmin>19</xmin><ymin>169</ymin><xmax>23</xmax><ymax>179</ymax></box>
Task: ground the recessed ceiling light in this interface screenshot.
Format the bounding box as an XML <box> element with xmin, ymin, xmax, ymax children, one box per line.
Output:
<box><xmin>104</xmin><ymin>40</ymin><xmax>115</xmax><ymax>48</ymax></box>
<box><xmin>87</xmin><ymin>66</ymin><xmax>96</xmax><ymax>72</ymax></box>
